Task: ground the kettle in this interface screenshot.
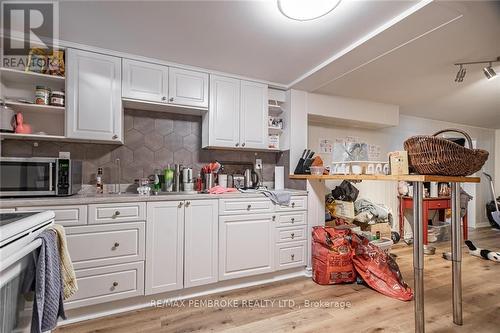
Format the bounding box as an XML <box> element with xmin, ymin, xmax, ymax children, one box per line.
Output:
<box><xmin>244</xmin><ymin>168</ymin><xmax>260</xmax><ymax>189</ymax></box>
<box><xmin>0</xmin><ymin>100</ymin><xmax>15</xmax><ymax>133</ymax></box>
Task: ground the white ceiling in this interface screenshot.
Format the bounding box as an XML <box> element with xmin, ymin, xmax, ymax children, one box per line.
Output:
<box><xmin>58</xmin><ymin>0</ymin><xmax>421</xmax><ymax>84</ymax></box>
<box><xmin>57</xmin><ymin>0</ymin><xmax>500</xmax><ymax>129</ymax></box>
<box><xmin>294</xmin><ymin>1</ymin><xmax>500</xmax><ymax>129</ymax></box>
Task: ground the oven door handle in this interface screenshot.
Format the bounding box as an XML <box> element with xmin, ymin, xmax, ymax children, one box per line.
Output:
<box><xmin>49</xmin><ymin>162</ymin><xmax>54</xmax><ymax>192</ymax></box>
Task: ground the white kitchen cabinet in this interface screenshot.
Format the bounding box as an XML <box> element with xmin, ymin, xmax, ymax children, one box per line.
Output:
<box><xmin>203</xmin><ymin>75</ymin><xmax>240</xmax><ymax>148</ymax></box>
<box><xmin>122</xmin><ymin>59</ymin><xmax>168</xmax><ymax>102</ymax></box>
<box><xmin>239</xmin><ymin>81</ymin><xmax>268</xmax><ymax>149</ymax></box>
<box><xmin>145</xmin><ymin>201</ymin><xmax>184</xmax><ymax>295</ymax></box>
<box><xmin>66</xmin><ymin>48</ymin><xmax>122</xmax><ymax>142</ymax></box>
<box><xmin>184</xmin><ymin>199</ymin><xmax>218</xmax><ymax>288</ymax></box>
<box><xmin>202</xmin><ymin>75</ymin><xmax>268</xmax><ymax>149</ymax></box>
<box><xmin>168</xmin><ymin>67</ymin><xmax>209</xmax><ymax>108</ymax></box>
<box><xmin>219</xmin><ymin>214</ymin><xmax>274</xmax><ymax>280</ymax></box>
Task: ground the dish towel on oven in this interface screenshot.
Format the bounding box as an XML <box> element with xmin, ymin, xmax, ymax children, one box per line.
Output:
<box><xmin>49</xmin><ymin>224</ymin><xmax>78</xmax><ymax>300</ymax></box>
<box><xmin>28</xmin><ymin>230</ymin><xmax>66</xmax><ymax>333</ymax></box>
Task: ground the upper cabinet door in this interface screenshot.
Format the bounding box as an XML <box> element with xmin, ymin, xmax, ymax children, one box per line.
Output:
<box><xmin>122</xmin><ymin>59</ymin><xmax>168</xmax><ymax>103</ymax></box>
<box><xmin>66</xmin><ymin>49</ymin><xmax>122</xmax><ymax>142</ymax></box>
<box><xmin>168</xmin><ymin>68</ymin><xmax>209</xmax><ymax>108</ymax></box>
<box><xmin>206</xmin><ymin>75</ymin><xmax>240</xmax><ymax>148</ymax></box>
<box><xmin>239</xmin><ymin>81</ymin><xmax>268</xmax><ymax>149</ymax></box>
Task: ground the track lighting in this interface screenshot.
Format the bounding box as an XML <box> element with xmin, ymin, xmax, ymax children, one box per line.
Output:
<box><xmin>454</xmin><ymin>56</ymin><xmax>499</xmax><ymax>83</ymax></box>
<box><xmin>483</xmin><ymin>63</ymin><xmax>497</xmax><ymax>80</ymax></box>
<box><xmin>455</xmin><ymin>65</ymin><xmax>466</xmax><ymax>82</ymax></box>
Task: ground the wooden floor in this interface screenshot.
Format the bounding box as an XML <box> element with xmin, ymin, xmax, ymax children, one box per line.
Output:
<box><xmin>56</xmin><ymin>228</ymin><xmax>500</xmax><ymax>333</ymax></box>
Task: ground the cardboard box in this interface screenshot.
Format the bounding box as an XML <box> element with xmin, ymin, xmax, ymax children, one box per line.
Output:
<box><xmin>332</xmin><ymin>200</ymin><xmax>355</xmax><ymax>220</ymax></box>
<box><xmin>389</xmin><ymin>151</ymin><xmax>409</xmax><ymax>175</ymax></box>
<box><xmin>361</xmin><ymin>222</ymin><xmax>392</xmax><ymax>239</ymax></box>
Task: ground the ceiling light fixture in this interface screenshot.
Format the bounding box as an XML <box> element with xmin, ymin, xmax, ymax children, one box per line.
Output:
<box><xmin>454</xmin><ymin>56</ymin><xmax>499</xmax><ymax>82</ymax></box>
<box><xmin>277</xmin><ymin>0</ymin><xmax>342</xmax><ymax>21</ymax></box>
<box><xmin>483</xmin><ymin>63</ymin><xmax>497</xmax><ymax>80</ymax></box>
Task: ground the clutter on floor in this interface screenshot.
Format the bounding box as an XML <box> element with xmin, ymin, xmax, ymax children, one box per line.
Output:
<box><xmin>312</xmin><ymin>225</ymin><xmax>413</xmax><ymax>301</ymax></box>
<box><xmin>465</xmin><ymin>240</ymin><xmax>500</xmax><ymax>263</ymax></box>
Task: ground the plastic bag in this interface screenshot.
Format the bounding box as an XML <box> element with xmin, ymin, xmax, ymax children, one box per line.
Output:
<box><xmin>312</xmin><ymin>226</ymin><xmax>356</xmax><ymax>285</ymax></box>
<box><xmin>331</xmin><ymin>180</ymin><xmax>359</xmax><ymax>202</ymax></box>
<box><xmin>351</xmin><ymin>233</ymin><xmax>413</xmax><ymax>301</ymax></box>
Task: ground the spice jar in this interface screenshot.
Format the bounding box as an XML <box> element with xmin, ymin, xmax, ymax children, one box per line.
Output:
<box><xmin>50</xmin><ymin>90</ymin><xmax>65</xmax><ymax>107</ymax></box>
<box><xmin>35</xmin><ymin>86</ymin><xmax>50</xmax><ymax>105</ymax></box>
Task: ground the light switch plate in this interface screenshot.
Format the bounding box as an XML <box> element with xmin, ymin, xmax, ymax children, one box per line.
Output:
<box><xmin>255</xmin><ymin>158</ymin><xmax>263</xmax><ymax>170</ymax></box>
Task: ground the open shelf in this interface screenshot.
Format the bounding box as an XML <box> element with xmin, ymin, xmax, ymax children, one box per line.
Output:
<box><xmin>268</xmin><ymin>104</ymin><xmax>283</xmax><ymax>116</ymax></box>
<box><xmin>0</xmin><ymin>67</ymin><xmax>65</xmax><ymax>86</ymax></box>
<box><xmin>0</xmin><ymin>132</ymin><xmax>67</xmax><ymax>142</ymax></box>
<box><xmin>5</xmin><ymin>101</ymin><xmax>65</xmax><ymax>113</ymax></box>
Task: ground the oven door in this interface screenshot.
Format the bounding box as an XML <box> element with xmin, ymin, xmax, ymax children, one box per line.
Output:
<box><xmin>0</xmin><ymin>158</ymin><xmax>56</xmax><ymax>197</ymax></box>
<box><xmin>0</xmin><ymin>240</ymin><xmax>41</xmax><ymax>333</ymax></box>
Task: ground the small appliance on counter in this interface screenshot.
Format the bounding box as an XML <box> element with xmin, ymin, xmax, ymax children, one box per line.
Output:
<box><xmin>244</xmin><ymin>168</ymin><xmax>260</xmax><ymax>189</ymax></box>
<box><xmin>182</xmin><ymin>167</ymin><xmax>196</xmax><ymax>193</ymax></box>
<box><xmin>0</xmin><ymin>157</ymin><xmax>82</xmax><ymax>197</ymax></box>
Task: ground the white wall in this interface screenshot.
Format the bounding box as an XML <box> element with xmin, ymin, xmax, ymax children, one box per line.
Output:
<box><xmin>309</xmin><ymin>114</ymin><xmax>497</xmax><ymax>230</ymax></box>
<box><xmin>307</xmin><ymin>93</ymin><xmax>399</xmax><ymax>128</ymax></box>
<box><xmin>496</xmin><ymin>129</ymin><xmax>500</xmax><ymax>194</ymax></box>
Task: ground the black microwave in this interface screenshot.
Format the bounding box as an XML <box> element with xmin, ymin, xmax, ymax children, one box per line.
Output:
<box><xmin>0</xmin><ymin>157</ymin><xmax>82</xmax><ymax>197</ymax></box>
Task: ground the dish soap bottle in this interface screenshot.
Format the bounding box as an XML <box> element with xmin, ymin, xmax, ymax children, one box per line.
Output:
<box><xmin>96</xmin><ymin>167</ymin><xmax>104</xmax><ymax>194</ymax></box>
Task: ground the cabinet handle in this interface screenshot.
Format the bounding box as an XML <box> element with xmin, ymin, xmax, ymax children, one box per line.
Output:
<box><xmin>291</xmin><ymin>233</ymin><xmax>295</xmax><ymax>239</ymax></box>
<box><xmin>291</xmin><ymin>202</ymin><xmax>295</xmax><ymax>208</ymax></box>
<box><xmin>112</xmin><ymin>281</ymin><xmax>118</xmax><ymax>287</ymax></box>
<box><xmin>235</xmin><ymin>143</ymin><xmax>240</xmax><ymax>147</ymax></box>
<box><xmin>272</xmin><ymin>215</ymin><xmax>276</xmax><ymax>221</ymax></box>
<box><xmin>161</xmin><ymin>96</ymin><xmax>167</xmax><ymax>101</ymax></box>
<box><xmin>247</xmin><ymin>204</ymin><xmax>251</xmax><ymax>210</ymax></box>
<box><xmin>185</xmin><ymin>201</ymin><xmax>191</xmax><ymax>207</ymax></box>
<box><xmin>114</xmin><ymin>211</ymin><xmax>121</xmax><ymax>217</ymax></box>
<box><xmin>178</xmin><ymin>202</ymin><xmax>184</xmax><ymax>208</ymax></box>
<box><xmin>113</xmin><ymin>242</ymin><xmax>120</xmax><ymax>249</ymax></box>
<box><xmin>291</xmin><ymin>254</ymin><xmax>295</xmax><ymax>261</ymax></box>
<box><xmin>112</xmin><ymin>134</ymin><xmax>118</xmax><ymax>140</ymax></box>
<box><xmin>242</xmin><ymin>143</ymin><xmax>245</xmax><ymax>147</ymax></box>
<box><xmin>291</xmin><ymin>217</ymin><xmax>295</xmax><ymax>223</ymax></box>
<box><xmin>169</xmin><ymin>97</ymin><xmax>174</xmax><ymax>102</ymax></box>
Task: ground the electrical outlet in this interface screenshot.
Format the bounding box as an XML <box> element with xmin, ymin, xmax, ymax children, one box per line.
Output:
<box><xmin>255</xmin><ymin>158</ymin><xmax>263</xmax><ymax>170</ymax></box>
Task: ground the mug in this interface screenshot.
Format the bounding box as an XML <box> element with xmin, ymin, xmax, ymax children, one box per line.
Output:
<box><xmin>375</xmin><ymin>163</ymin><xmax>383</xmax><ymax>174</ymax></box>
<box><xmin>366</xmin><ymin>163</ymin><xmax>375</xmax><ymax>175</ymax></box>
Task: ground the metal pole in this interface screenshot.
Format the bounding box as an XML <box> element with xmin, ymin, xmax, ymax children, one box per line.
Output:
<box><xmin>451</xmin><ymin>182</ymin><xmax>463</xmax><ymax>325</ymax></box>
<box><xmin>413</xmin><ymin>182</ymin><xmax>425</xmax><ymax>333</ymax></box>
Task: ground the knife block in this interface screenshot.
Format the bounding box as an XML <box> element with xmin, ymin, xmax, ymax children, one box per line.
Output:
<box><xmin>293</xmin><ymin>158</ymin><xmax>314</xmax><ymax>174</ymax></box>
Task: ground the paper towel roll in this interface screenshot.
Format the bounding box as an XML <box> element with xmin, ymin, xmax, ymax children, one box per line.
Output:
<box><xmin>274</xmin><ymin>166</ymin><xmax>284</xmax><ymax>190</ymax></box>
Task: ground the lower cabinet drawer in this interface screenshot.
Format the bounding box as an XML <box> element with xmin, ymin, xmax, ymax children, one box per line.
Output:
<box><xmin>17</xmin><ymin>205</ymin><xmax>87</xmax><ymax>226</ymax></box>
<box><xmin>276</xmin><ymin>211</ymin><xmax>306</xmax><ymax>227</ymax></box>
<box><xmin>275</xmin><ymin>241</ymin><xmax>307</xmax><ymax>271</ymax></box>
<box><xmin>65</xmin><ymin>261</ymin><xmax>144</xmax><ymax>309</ymax></box>
<box><xmin>219</xmin><ymin>198</ymin><xmax>274</xmax><ymax>215</ymax></box>
<box><xmin>88</xmin><ymin>202</ymin><xmax>146</xmax><ymax>224</ymax></box>
<box><xmin>275</xmin><ymin>196</ymin><xmax>307</xmax><ymax>211</ymax></box>
<box><xmin>66</xmin><ymin>222</ymin><xmax>145</xmax><ymax>270</ymax></box>
<box><xmin>276</xmin><ymin>226</ymin><xmax>307</xmax><ymax>243</ymax></box>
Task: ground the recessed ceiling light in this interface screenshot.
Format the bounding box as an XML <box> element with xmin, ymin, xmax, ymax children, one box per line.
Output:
<box><xmin>278</xmin><ymin>0</ymin><xmax>342</xmax><ymax>21</ymax></box>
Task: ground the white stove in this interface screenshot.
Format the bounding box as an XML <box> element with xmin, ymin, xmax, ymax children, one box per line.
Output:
<box><xmin>0</xmin><ymin>210</ymin><xmax>54</xmax><ymax>333</ymax></box>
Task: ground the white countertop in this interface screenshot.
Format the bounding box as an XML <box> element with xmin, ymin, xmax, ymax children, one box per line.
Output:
<box><xmin>0</xmin><ymin>189</ymin><xmax>308</xmax><ymax>208</ymax></box>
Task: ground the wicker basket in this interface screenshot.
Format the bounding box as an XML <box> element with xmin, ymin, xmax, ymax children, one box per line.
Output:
<box><xmin>403</xmin><ymin>129</ymin><xmax>489</xmax><ymax>176</ymax></box>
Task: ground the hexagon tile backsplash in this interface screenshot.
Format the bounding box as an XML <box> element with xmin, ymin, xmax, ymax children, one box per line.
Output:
<box><xmin>0</xmin><ymin>109</ymin><xmax>281</xmax><ymax>185</ymax></box>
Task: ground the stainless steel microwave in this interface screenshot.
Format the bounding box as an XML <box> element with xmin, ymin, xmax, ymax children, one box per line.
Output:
<box><xmin>0</xmin><ymin>157</ymin><xmax>82</xmax><ymax>197</ymax></box>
